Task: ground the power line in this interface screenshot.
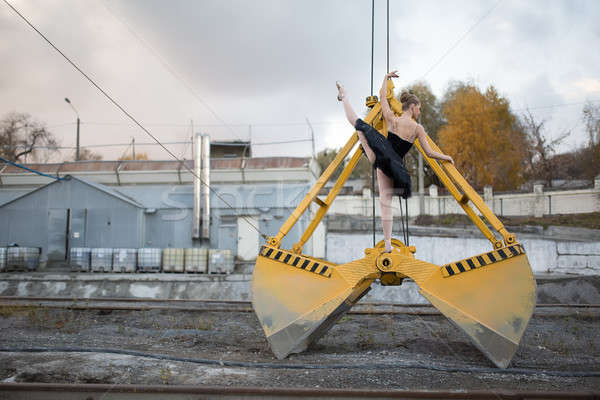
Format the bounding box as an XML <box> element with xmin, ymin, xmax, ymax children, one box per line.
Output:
<box><xmin>1</xmin><ymin>138</ymin><xmax>315</xmax><ymax>151</ymax></box>
<box><xmin>43</xmin><ymin>100</ymin><xmax>598</xmax><ymax>131</ymax></box>
<box><xmin>50</xmin><ymin>120</ymin><xmax>347</xmax><ymax>128</ymax></box>
<box><xmin>100</xmin><ymin>0</ymin><xmax>243</xmax><ymax>142</ymax></box>
<box><xmin>421</xmin><ymin>0</ymin><xmax>503</xmax><ymax>80</ymax></box>
<box><xmin>3</xmin><ymin>0</ymin><xmax>267</xmax><ymax>239</ymax></box>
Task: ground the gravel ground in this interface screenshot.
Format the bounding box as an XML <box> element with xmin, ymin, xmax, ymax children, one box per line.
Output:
<box><xmin>0</xmin><ymin>305</ymin><xmax>598</xmax><ymax>391</ymax></box>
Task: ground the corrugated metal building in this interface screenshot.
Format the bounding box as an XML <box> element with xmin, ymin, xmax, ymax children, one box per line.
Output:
<box><xmin>0</xmin><ymin>146</ymin><xmax>325</xmax><ymax>268</ymax></box>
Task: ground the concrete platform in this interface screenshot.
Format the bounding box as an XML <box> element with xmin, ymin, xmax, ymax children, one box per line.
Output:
<box><xmin>1</xmin><ymin>272</ymin><xmax>599</xmax><ymax>304</ymax></box>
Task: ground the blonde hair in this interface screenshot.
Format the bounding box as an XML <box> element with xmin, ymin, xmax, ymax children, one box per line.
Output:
<box><xmin>399</xmin><ymin>91</ymin><xmax>420</xmax><ymax>111</ymax></box>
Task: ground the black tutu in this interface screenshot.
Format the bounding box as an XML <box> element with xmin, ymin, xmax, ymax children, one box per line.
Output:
<box><xmin>355</xmin><ymin>118</ymin><xmax>412</xmax><ymax>199</ymax></box>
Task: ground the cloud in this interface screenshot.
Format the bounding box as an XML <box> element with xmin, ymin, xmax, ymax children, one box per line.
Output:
<box><xmin>573</xmin><ymin>78</ymin><xmax>600</xmax><ymax>94</ymax></box>
<box><xmin>1</xmin><ymin>0</ymin><xmax>598</xmax><ymax>160</ymax></box>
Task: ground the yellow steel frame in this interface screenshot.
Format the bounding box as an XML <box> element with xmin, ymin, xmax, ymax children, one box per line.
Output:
<box><xmin>269</xmin><ymin>80</ymin><xmax>515</xmax><ymax>253</ymax></box>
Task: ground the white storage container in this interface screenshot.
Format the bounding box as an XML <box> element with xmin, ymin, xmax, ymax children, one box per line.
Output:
<box><xmin>112</xmin><ymin>248</ymin><xmax>137</xmax><ymax>273</ymax></box>
<box><xmin>138</xmin><ymin>248</ymin><xmax>161</xmax><ymax>272</ymax></box>
<box><xmin>7</xmin><ymin>247</ymin><xmax>40</xmax><ymax>271</ymax></box>
<box><xmin>162</xmin><ymin>248</ymin><xmax>185</xmax><ymax>273</ymax></box>
<box><xmin>91</xmin><ymin>248</ymin><xmax>113</xmax><ymax>272</ymax></box>
<box><xmin>70</xmin><ymin>247</ymin><xmax>91</xmax><ymax>272</ymax></box>
<box><xmin>208</xmin><ymin>249</ymin><xmax>234</xmax><ymax>274</ymax></box>
<box><xmin>0</xmin><ymin>247</ymin><xmax>7</xmax><ymax>272</ymax></box>
<box><xmin>184</xmin><ymin>248</ymin><xmax>208</xmax><ymax>273</ymax></box>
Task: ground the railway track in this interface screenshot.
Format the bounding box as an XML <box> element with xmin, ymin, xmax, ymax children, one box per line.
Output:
<box><xmin>0</xmin><ymin>383</ymin><xmax>598</xmax><ymax>400</ymax></box>
<box><xmin>0</xmin><ymin>296</ymin><xmax>598</xmax><ymax>315</ymax></box>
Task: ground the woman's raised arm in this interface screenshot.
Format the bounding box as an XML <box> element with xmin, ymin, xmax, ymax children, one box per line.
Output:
<box><xmin>379</xmin><ymin>71</ymin><xmax>398</xmax><ymax>123</ymax></box>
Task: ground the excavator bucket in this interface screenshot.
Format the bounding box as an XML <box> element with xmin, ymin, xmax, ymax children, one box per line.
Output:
<box><xmin>252</xmin><ymin>240</ymin><xmax>536</xmax><ymax>368</ymax></box>
<box><xmin>415</xmin><ymin>245</ymin><xmax>536</xmax><ymax>368</ymax></box>
<box><xmin>251</xmin><ymin>83</ymin><xmax>536</xmax><ymax>367</ymax></box>
<box><xmin>252</xmin><ymin>245</ymin><xmax>379</xmax><ymax>359</ymax></box>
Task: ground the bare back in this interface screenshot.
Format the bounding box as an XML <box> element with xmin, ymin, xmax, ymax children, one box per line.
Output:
<box><xmin>387</xmin><ymin>117</ymin><xmax>419</xmax><ymax>143</ymax></box>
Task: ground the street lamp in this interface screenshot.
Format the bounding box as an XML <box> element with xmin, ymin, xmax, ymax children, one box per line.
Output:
<box><xmin>64</xmin><ymin>97</ymin><xmax>80</xmax><ymax>161</ymax></box>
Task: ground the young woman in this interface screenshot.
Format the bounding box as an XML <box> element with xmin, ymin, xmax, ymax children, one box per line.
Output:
<box><xmin>336</xmin><ymin>71</ymin><xmax>453</xmax><ymax>253</ymax></box>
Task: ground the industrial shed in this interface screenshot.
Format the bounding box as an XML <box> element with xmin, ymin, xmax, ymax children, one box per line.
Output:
<box><xmin>0</xmin><ymin>175</ymin><xmax>144</xmax><ymax>267</ymax></box>
<box><xmin>0</xmin><ymin>154</ymin><xmax>326</xmax><ymax>268</ymax></box>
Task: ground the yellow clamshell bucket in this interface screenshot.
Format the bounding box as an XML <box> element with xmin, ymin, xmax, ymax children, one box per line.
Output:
<box><xmin>251</xmin><ymin>82</ymin><xmax>536</xmax><ymax>368</ymax></box>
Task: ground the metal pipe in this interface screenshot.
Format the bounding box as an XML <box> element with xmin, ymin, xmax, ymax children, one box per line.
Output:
<box><xmin>192</xmin><ymin>133</ymin><xmax>201</xmax><ymax>239</ymax></box>
<box><xmin>201</xmin><ymin>134</ymin><xmax>211</xmax><ymax>240</ymax></box>
<box><xmin>75</xmin><ymin>117</ymin><xmax>80</xmax><ymax>161</ymax></box>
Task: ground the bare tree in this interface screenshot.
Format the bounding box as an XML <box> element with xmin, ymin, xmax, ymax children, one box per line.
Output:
<box><xmin>521</xmin><ymin>110</ymin><xmax>568</xmax><ymax>187</ymax></box>
<box><xmin>0</xmin><ymin>112</ymin><xmax>59</xmax><ymax>163</ymax></box>
<box><xmin>583</xmin><ymin>101</ymin><xmax>600</xmax><ymax>146</ymax></box>
<box><xmin>581</xmin><ymin>101</ymin><xmax>600</xmax><ymax>179</ymax></box>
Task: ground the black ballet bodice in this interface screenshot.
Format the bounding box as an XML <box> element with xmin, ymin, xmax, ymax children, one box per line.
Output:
<box><xmin>387</xmin><ymin>132</ymin><xmax>413</xmax><ymax>158</ymax></box>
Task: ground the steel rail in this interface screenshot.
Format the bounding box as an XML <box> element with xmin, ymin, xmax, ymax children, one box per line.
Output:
<box><xmin>0</xmin><ymin>383</ymin><xmax>598</xmax><ymax>399</ymax></box>
<box><xmin>1</xmin><ymin>302</ymin><xmax>598</xmax><ymax>317</ymax></box>
<box><xmin>1</xmin><ymin>296</ymin><xmax>598</xmax><ymax>308</ymax></box>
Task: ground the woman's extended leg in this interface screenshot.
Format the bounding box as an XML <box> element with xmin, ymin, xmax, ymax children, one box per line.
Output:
<box><xmin>377</xmin><ymin>168</ymin><xmax>394</xmax><ymax>252</ymax></box>
<box><xmin>337</xmin><ymin>83</ymin><xmax>376</xmax><ymax>164</ymax></box>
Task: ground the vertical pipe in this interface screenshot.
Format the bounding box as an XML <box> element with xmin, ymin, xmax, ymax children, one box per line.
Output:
<box><xmin>75</xmin><ymin>117</ymin><xmax>80</xmax><ymax>161</ymax></box>
<box><xmin>201</xmin><ymin>134</ymin><xmax>211</xmax><ymax>240</ymax></box>
<box><xmin>192</xmin><ymin>133</ymin><xmax>201</xmax><ymax>239</ymax></box>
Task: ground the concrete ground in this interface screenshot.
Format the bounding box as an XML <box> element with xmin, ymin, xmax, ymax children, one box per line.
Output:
<box><xmin>0</xmin><ymin>305</ymin><xmax>598</xmax><ymax>391</ymax></box>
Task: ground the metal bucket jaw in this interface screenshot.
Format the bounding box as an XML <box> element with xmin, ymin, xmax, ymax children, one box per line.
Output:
<box><xmin>414</xmin><ymin>244</ymin><xmax>536</xmax><ymax>368</ymax></box>
<box><xmin>252</xmin><ymin>242</ymin><xmax>536</xmax><ymax>368</ymax></box>
<box><xmin>252</xmin><ymin>245</ymin><xmax>379</xmax><ymax>359</ymax></box>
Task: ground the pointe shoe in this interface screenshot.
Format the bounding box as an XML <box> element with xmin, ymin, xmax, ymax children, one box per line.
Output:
<box><xmin>336</xmin><ymin>81</ymin><xmax>345</xmax><ymax>101</ymax></box>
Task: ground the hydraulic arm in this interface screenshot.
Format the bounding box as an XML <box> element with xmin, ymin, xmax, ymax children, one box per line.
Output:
<box><xmin>270</xmin><ymin>80</ymin><xmax>514</xmax><ymax>253</ymax></box>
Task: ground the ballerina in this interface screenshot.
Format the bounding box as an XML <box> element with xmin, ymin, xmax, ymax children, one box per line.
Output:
<box><xmin>336</xmin><ymin>71</ymin><xmax>453</xmax><ymax>253</ymax></box>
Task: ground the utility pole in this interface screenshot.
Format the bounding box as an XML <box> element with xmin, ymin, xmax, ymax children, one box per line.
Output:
<box><xmin>64</xmin><ymin>97</ymin><xmax>80</xmax><ymax>161</ymax></box>
<box><xmin>132</xmin><ymin>137</ymin><xmax>136</xmax><ymax>160</ymax></box>
<box><xmin>76</xmin><ymin>117</ymin><xmax>80</xmax><ymax>161</ymax></box>
<box><xmin>305</xmin><ymin>117</ymin><xmax>316</xmax><ymax>159</ymax></box>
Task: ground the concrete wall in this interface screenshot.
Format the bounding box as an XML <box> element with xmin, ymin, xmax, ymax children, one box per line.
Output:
<box><xmin>1</xmin><ymin>273</ymin><xmax>598</xmax><ymax>305</ymax></box>
<box><xmin>326</xmin><ymin>232</ymin><xmax>600</xmax><ymax>276</ymax></box>
<box><xmin>327</xmin><ymin>184</ymin><xmax>600</xmax><ymax>217</ymax></box>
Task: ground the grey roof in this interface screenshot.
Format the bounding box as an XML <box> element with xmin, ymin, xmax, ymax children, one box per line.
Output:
<box><xmin>72</xmin><ymin>176</ymin><xmax>144</xmax><ymax>208</ymax></box>
<box><xmin>0</xmin><ymin>175</ymin><xmax>144</xmax><ymax>209</ymax></box>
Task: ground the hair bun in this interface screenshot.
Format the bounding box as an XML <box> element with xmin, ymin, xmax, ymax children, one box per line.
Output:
<box><xmin>400</xmin><ymin>91</ymin><xmax>411</xmax><ymax>103</ymax></box>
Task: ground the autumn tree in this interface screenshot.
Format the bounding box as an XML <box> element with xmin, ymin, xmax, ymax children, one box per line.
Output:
<box><xmin>0</xmin><ymin>112</ymin><xmax>59</xmax><ymax>162</ymax></box>
<box><xmin>438</xmin><ymin>82</ymin><xmax>529</xmax><ymax>191</ymax></box>
<box><xmin>78</xmin><ymin>147</ymin><xmax>103</xmax><ymax>161</ymax></box>
<box><xmin>118</xmin><ymin>152</ymin><xmax>149</xmax><ymax>161</ymax></box>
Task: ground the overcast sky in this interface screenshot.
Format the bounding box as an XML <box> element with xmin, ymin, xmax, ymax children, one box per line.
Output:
<box><xmin>1</xmin><ymin>0</ymin><xmax>599</xmax><ymax>161</ymax></box>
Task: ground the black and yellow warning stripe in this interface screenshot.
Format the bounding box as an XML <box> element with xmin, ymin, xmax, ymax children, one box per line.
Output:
<box><xmin>259</xmin><ymin>245</ymin><xmax>333</xmax><ymax>278</ymax></box>
<box><xmin>441</xmin><ymin>244</ymin><xmax>526</xmax><ymax>278</ymax></box>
